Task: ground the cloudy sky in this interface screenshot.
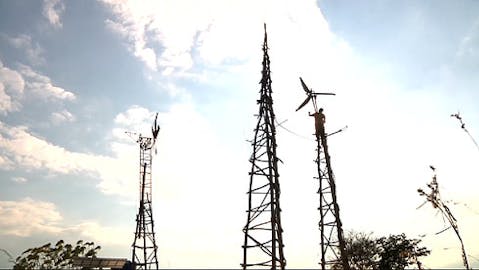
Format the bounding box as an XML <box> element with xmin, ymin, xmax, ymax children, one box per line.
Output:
<box><xmin>1</xmin><ymin>0</ymin><xmax>479</xmax><ymax>268</ymax></box>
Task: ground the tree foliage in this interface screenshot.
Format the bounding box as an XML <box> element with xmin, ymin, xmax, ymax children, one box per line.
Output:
<box><xmin>334</xmin><ymin>232</ymin><xmax>430</xmax><ymax>270</ymax></box>
<box><xmin>13</xmin><ymin>240</ymin><xmax>101</xmax><ymax>270</ymax></box>
<box><xmin>376</xmin><ymin>234</ymin><xmax>430</xmax><ymax>270</ymax></box>
<box><xmin>343</xmin><ymin>231</ymin><xmax>380</xmax><ymax>270</ymax></box>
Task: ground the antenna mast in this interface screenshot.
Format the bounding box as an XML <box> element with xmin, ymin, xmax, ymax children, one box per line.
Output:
<box><xmin>296</xmin><ymin>77</ymin><xmax>350</xmax><ymax>270</ymax></box>
<box><xmin>242</xmin><ymin>24</ymin><xmax>286</xmax><ymax>270</ymax></box>
<box><xmin>131</xmin><ymin>113</ymin><xmax>160</xmax><ymax>270</ymax></box>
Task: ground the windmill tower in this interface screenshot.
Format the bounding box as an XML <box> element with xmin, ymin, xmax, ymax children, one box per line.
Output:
<box><xmin>131</xmin><ymin>114</ymin><xmax>160</xmax><ymax>270</ymax></box>
<box><xmin>242</xmin><ymin>25</ymin><xmax>286</xmax><ymax>270</ymax></box>
<box><xmin>296</xmin><ymin>78</ymin><xmax>350</xmax><ymax>270</ymax></box>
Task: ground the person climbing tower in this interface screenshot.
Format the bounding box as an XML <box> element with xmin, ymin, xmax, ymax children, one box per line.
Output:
<box><xmin>310</xmin><ymin>108</ymin><xmax>325</xmax><ymax>138</ymax></box>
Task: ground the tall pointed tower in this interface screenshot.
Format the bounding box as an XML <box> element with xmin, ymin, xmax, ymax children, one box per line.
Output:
<box><xmin>296</xmin><ymin>78</ymin><xmax>349</xmax><ymax>270</ymax></box>
<box><xmin>242</xmin><ymin>25</ymin><xmax>286</xmax><ymax>270</ymax></box>
<box><xmin>131</xmin><ymin>114</ymin><xmax>160</xmax><ymax>270</ymax></box>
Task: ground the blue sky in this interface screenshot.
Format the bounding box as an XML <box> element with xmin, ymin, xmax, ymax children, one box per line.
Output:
<box><xmin>1</xmin><ymin>0</ymin><xmax>479</xmax><ymax>268</ymax></box>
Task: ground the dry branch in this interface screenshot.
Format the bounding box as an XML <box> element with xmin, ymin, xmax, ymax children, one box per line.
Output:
<box><xmin>417</xmin><ymin>166</ymin><xmax>470</xmax><ymax>269</ymax></box>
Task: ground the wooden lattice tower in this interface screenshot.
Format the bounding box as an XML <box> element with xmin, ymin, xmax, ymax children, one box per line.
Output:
<box><xmin>296</xmin><ymin>78</ymin><xmax>350</xmax><ymax>270</ymax></box>
<box><xmin>242</xmin><ymin>25</ymin><xmax>286</xmax><ymax>270</ymax></box>
<box><xmin>131</xmin><ymin>114</ymin><xmax>160</xmax><ymax>270</ymax></box>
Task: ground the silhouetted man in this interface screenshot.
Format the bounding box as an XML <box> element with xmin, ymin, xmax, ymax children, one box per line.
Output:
<box><xmin>310</xmin><ymin>108</ymin><xmax>325</xmax><ymax>138</ymax></box>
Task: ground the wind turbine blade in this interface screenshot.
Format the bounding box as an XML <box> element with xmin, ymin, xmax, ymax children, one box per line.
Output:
<box><xmin>296</xmin><ymin>96</ymin><xmax>311</xmax><ymax>111</ymax></box>
<box><xmin>313</xmin><ymin>92</ymin><xmax>336</xmax><ymax>96</ymax></box>
<box><xmin>299</xmin><ymin>77</ymin><xmax>311</xmax><ymax>94</ymax></box>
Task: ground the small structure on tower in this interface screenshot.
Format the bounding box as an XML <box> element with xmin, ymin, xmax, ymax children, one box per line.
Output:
<box><xmin>242</xmin><ymin>24</ymin><xmax>286</xmax><ymax>270</ymax></box>
<box><xmin>296</xmin><ymin>77</ymin><xmax>350</xmax><ymax>270</ymax></box>
<box><xmin>130</xmin><ymin>113</ymin><xmax>160</xmax><ymax>270</ymax></box>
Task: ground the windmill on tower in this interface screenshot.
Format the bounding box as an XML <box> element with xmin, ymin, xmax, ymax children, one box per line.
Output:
<box><xmin>129</xmin><ymin>113</ymin><xmax>160</xmax><ymax>270</ymax></box>
<box><xmin>296</xmin><ymin>77</ymin><xmax>350</xmax><ymax>270</ymax></box>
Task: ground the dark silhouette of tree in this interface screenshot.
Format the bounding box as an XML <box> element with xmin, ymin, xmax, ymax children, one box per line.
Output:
<box><xmin>333</xmin><ymin>232</ymin><xmax>430</xmax><ymax>270</ymax></box>
<box><xmin>13</xmin><ymin>240</ymin><xmax>100</xmax><ymax>270</ymax></box>
<box><xmin>343</xmin><ymin>231</ymin><xmax>379</xmax><ymax>270</ymax></box>
<box><xmin>376</xmin><ymin>234</ymin><xmax>429</xmax><ymax>270</ymax></box>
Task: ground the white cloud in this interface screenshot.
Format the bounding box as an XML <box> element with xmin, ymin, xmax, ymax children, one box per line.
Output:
<box><xmin>0</xmin><ymin>85</ymin><xmax>18</xmax><ymax>115</ymax></box>
<box><xmin>0</xmin><ymin>198</ymin><xmax>130</xmax><ymax>248</ymax></box>
<box><xmin>5</xmin><ymin>34</ymin><xmax>45</xmax><ymax>65</ymax></box>
<box><xmin>18</xmin><ymin>64</ymin><xmax>76</xmax><ymax>101</ymax></box>
<box><xmin>114</xmin><ymin>105</ymin><xmax>154</xmax><ymax>133</ymax></box>
<box><xmin>100</xmin><ymin>0</ymin><xmax>221</xmax><ymax>73</ymax></box>
<box><xmin>0</xmin><ymin>198</ymin><xmax>63</xmax><ymax>237</ymax></box>
<box><xmin>0</xmin><ymin>60</ymin><xmax>76</xmax><ymax>115</ymax></box>
<box><xmin>0</xmin><ymin>101</ymin><xmax>225</xmax><ymax>202</ymax></box>
<box><xmin>0</xmin><ymin>155</ymin><xmax>14</xmax><ymax>169</ymax></box>
<box><xmin>51</xmin><ymin>109</ymin><xmax>75</xmax><ymax>124</ymax></box>
<box><xmin>104</xmin><ymin>19</ymin><xmax>128</xmax><ymax>38</ymax></box>
<box><xmin>101</xmin><ymin>0</ymin><xmax>160</xmax><ymax>71</ymax></box>
<box><xmin>0</xmin><ymin>102</ymin><xmax>177</xmax><ymax>201</ymax></box>
<box><xmin>136</xmin><ymin>46</ymin><xmax>158</xmax><ymax>71</ymax></box>
<box><xmin>11</xmin><ymin>176</ymin><xmax>27</xmax><ymax>183</ymax></box>
<box><xmin>162</xmin><ymin>82</ymin><xmax>190</xmax><ymax>98</ymax></box>
<box><xmin>0</xmin><ymin>61</ymin><xmax>25</xmax><ymax>93</ymax></box>
<box><xmin>0</xmin><ymin>120</ymin><xmax>136</xmax><ymax>197</ymax></box>
<box><xmin>105</xmin><ymin>16</ymin><xmax>160</xmax><ymax>70</ymax></box>
<box><xmin>99</xmin><ymin>0</ymin><xmax>347</xmax><ymax>97</ymax></box>
<box><xmin>42</xmin><ymin>0</ymin><xmax>65</xmax><ymax>29</ymax></box>
<box><xmin>0</xmin><ymin>99</ymin><xmax>239</xmax><ymax>209</ymax></box>
<box><xmin>0</xmin><ymin>60</ymin><xmax>25</xmax><ymax>114</ymax></box>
